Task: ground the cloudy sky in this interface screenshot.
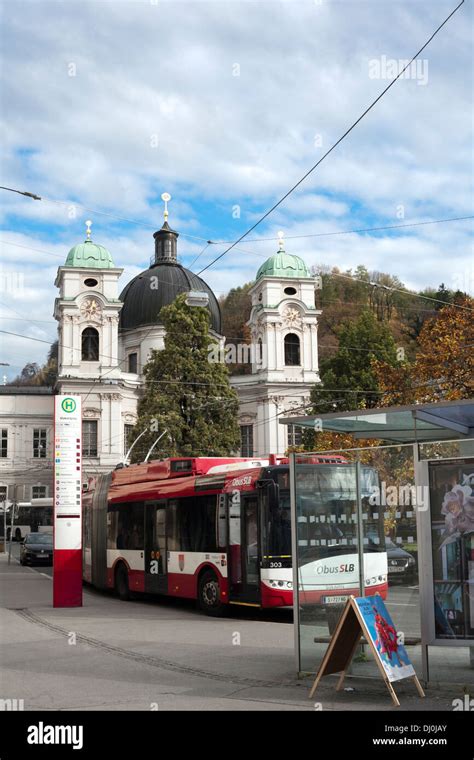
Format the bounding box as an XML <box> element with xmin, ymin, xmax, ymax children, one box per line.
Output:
<box><xmin>0</xmin><ymin>0</ymin><xmax>472</xmax><ymax>378</ymax></box>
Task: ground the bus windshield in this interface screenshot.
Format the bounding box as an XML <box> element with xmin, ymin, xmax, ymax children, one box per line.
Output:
<box><xmin>267</xmin><ymin>491</ymin><xmax>292</xmax><ymax>556</ymax></box>
<box><xmin>267</xmin><ymin>464</ymin><xmax>384</xmax><ymax>561</ymax></box>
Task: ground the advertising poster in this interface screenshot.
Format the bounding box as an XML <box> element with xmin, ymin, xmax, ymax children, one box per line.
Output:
<box><xmin>428</xmin><ymin>459</ymin><xmax>474</xmax><ymax>641</ymax></box>
<box><xmin>354</xmin><ymin>595</ymin><xmax>415</xmax><ymax>683</ymax></box>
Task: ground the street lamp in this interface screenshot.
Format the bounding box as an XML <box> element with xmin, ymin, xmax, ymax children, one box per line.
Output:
<box><xmin>0</xmin><ymin>363</ymin><xmax>9</xmax><ymax>386</ymax></box>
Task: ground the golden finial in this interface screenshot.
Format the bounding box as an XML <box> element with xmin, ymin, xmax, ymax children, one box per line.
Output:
<box><xmin>277</xmin><ymin>230</ymin><xmax>285</xmax><ymax>251</ymax></box>
<box><xmin>85</xmin><ymin>220</ymin><xmax>93</xmax><ymax>240</ymax></box>
<box><xmin>161</xmin><ymin>192</ymin><xmax>171</xmax><ymax>223</ymax></box>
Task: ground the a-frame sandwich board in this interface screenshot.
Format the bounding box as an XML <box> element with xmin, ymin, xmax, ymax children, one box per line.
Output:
<box><xmin>309</xmin><ymin>595</ymin><xmax>425</xmax><ymax>707</ymax></box>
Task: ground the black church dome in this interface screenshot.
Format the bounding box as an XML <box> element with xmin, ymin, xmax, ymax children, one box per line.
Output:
<box><xmin>119</xmin><ymin>221</ymin><xmax>221</xmax><ymax>333</ymax></box>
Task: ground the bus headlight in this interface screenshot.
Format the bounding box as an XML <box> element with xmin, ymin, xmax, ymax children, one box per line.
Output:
<box><xmin>268</xmin><ymin>579</ymin><xmax>292</xmax><ymax>589</ymax></box>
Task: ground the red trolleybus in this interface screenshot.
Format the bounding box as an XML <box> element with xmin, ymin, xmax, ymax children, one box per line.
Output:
<box><xmin>83</xmin><ymin>456</ymin><xmax>388</xmax><ymax>615</ymax></box>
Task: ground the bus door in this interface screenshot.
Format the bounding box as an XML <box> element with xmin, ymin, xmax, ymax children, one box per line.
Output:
<box><xmin>239</xmin><ymin>493</ymin><xmax>260</xmax><ymax>603</ymax></box>
<box><xmin>144</xmin><ymin>500</ymin><xmax>168</xmax><ymax>594</ymax></box>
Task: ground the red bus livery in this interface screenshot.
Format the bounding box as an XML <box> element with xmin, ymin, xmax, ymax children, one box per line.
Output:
<box><xmin>83</xmin><ymin>455</ymin><xmax>388</xmax><ymax>615</ymax></box>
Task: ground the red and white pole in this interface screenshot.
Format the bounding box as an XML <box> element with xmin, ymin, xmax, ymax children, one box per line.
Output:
<box><xmin>53</xmin><ymin>395</ymin><xmax>83</xmax><ymax>607</ymax></box>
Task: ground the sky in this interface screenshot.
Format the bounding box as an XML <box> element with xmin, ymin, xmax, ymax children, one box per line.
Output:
<box><xmin>0</xmin><ymin>0</ymin><xmax>472</xmax><ymax>379</ymax></box>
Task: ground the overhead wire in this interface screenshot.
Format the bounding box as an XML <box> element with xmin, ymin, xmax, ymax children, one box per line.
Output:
<box><xmin>195</xmin><ymin>0</ymin><xmax>466</xmax><ymax>275</ymax></box>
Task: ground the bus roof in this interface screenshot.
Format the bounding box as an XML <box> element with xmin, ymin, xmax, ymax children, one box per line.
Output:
<box><xmin>105</xmin><ymin>454</ymin><xmax>347</xmax><ymax>489</ymax></box>
<box><xmin>94</xmin><ymin>455</ymin><xmax>350</xmax><ymax>505</ymax></box>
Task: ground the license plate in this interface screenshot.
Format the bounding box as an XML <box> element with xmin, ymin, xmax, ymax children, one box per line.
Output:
<box><xmin>323</xmin><ymin>595</ymin><xmax>349</xmax><ymax>604</ymax></box>
<box><xmin>389</xmin><ymin>566</ymin><xmax>405</xmax><ymax>573</ymax></box>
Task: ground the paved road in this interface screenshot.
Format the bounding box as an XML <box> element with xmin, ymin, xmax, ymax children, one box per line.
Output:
<box><xmin>0</xmin><ymin>547</ymin><xmax>469</xmax><ymax>711</ymax></box>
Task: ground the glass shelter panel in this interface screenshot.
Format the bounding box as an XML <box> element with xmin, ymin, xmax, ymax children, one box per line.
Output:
<box><xmin>294</xmin><ymin>460</ymin><xmax>366</xmax><ymax>672</ymax></box>
<box><xmin>293</xmin><ymin>447</ymin><xmax>421</xmax><ymax>676</ymax></box>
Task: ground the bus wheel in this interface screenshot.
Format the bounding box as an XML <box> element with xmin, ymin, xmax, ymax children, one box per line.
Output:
<box><xmin>198</xmin><ymin>570</ymin><xmax>225</xmax><ymax>617</ymax></box>
<box><xmin>15</xmin><ymin>528</ymin><xmax>21</xmax><ymax>542</ymax></box>
<box><xmin>115</xmin><ymin>564</ymin><xmax>130</xmax><ymax>601</ymax></box>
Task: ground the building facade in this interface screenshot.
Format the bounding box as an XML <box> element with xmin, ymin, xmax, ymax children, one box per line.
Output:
<box><xmin>231</xmin><ymin>239</ymin><xmax>321</xmax><ymax>456</ymax></box>
<box><xmin>0</xmin><ymin>387</ymin><xmax>54</xmax><ymax>505</ymax></box>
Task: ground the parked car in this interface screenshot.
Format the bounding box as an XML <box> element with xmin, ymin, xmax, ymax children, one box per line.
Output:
<box><xmin>20</xmin><ymin>532</ymin><xmax>53</xmax><ymax>566</ymax></box>
<box><xmin>385</xmin><ymin>537</ymin><xmax>416</xmax><ymax>582</ymax></box>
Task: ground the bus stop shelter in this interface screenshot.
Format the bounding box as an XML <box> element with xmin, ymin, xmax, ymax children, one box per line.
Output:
<box><xmin>280</xmin><ymin>399</ymin><xmax>474</xmax><ymax>685</ymax></box>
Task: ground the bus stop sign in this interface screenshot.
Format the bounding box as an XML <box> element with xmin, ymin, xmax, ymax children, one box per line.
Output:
<box><xmin>53</xmin><ymin>395</ymin><xmax>82</xmax><ymax>607</ymax></box>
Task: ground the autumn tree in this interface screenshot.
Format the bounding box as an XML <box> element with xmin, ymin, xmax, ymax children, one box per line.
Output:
<box><xmin>373</xmin><ymin>295</ymin><xmax>474</xmax><ymax>403</ymax></box>
<box><xmin>219</xmin><ymin>283</ymin><xmax>253</xmax><ymax>375</ymax></box>
<box><xmin>8</xmin><ymin>340</ymin><xmax>58</xmax><ymax>387</ymax></box>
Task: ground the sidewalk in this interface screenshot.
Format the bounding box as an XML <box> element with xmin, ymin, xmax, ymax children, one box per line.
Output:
<box><xmin>0</xmin><ymin>554</ymin><xmax>467</xmax><ymax>711</ymax></box>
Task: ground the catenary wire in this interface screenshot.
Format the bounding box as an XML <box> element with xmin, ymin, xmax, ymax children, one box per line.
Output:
<box><xmin>195</xmin><ymin>0</ymin><xmax>466</xmax><ymax>276</ymax></box>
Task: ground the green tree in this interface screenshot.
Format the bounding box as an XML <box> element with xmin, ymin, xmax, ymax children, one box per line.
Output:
<box><xmin>131</xmin><ymin>293</ymin><xmax>240</xmax><ymax>461</ymax></box>
<box><xmin>219</xmin><ymin>282</ymin><xmax>253</xmax><ymax>375</ymax></box>
<box><xmin>39</xmin><ymin>340</ymin><xmax>58</xmax><ymax>386</ymax></box>
<box><xmin>310</xmin><ymin>309</ymin><xmax>399</xmax><ymax>415</ymax></box>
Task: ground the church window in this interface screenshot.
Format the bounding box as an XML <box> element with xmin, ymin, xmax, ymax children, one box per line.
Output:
<box><xmin>82</xmin><ymin>328</ymin><xmax>99</xmax><ymax>361</ymax></box>
<box><xmin>287</xmin><ymin>425</ymin><xmax>303</xmax><ymax>448</ymax></box>
<box><xmin>82</xmin><ymin>420</ymin><xmax>98</xmax><ymax>457</ymax></box>
<box><xmin>240</xmin><ymin>425</ymin><xmax>254</xmax><ymax>457</ymax></box>
<box><xmin>128</xmin><ymin>353</ymin><xmax>138</xmax><ymax>374</ymax></box>
<box><xmin>284</xmin><ymin>333</ymin><xmax>300</xmax><ymax>366</ymax></box>
<box><xmin>284</xmin><ymin>286</ymin><xmax>297</xmax><ymax>296</ymax></box>
<box><xmin>0</xmin><ymin>429</ymin><xmax>7</xmax><ymax>458</ymax></box>
<box><xmin>124</xmin><ymin>424</ymin><xmax>135</xmax><ymax>455</ymax></box>
<box><xmin>33</xmin><ymin>429</ymin><xmax>47</xmax><ymax>458</ymax></box>
<box><xmin>84</xmin><ymin>278</ymin><xmax>98</xmax><ymax>288</ymax></box>
<box><xmin>32</xmin><ymin>485</ymin><xmax>47</xmax><ymax>499</ymax></box>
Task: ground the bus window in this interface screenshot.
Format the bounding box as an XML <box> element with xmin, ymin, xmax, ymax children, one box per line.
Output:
<box><xmin>109</xmin><ymin>503</ymin><xmax>144</xmax><ymax>550</ymax></box>
<box><xmin>166</xmin><ymin>500</ymin><xmax>180</xmax><ymax>551</ymax></box>
<box><xmin>106</xmin><ymin>508</ymin><xmax>117</xmax><ymax>549</ymax></box>
<box><xmin>217</xmin><ymin>494</ymin><xmax>227</xmax><ymax>550</ymax></box>
<box><xmin>242</xmin><ymin>495</ymin><xmax>259</xmax><ymax>586</ymax></box>
<box><xmin>268</xmin><ymin>494</ymin><xmax>292</xmax><ymax>557</ymax></box>
<box><xmin>84</xmin><ymin>503</ymin><xmax>92</xmax><ymax>549</ymax></box>
<box><xmin>176</xmin><ymin>496</ymin><xmax>217</xmax><ymax>552</ymax></box>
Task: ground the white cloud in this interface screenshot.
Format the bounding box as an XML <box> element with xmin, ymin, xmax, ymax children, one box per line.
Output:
<box><xmin>0</xmin><ymin>0</ymin><xmax>472</xmax><ymax>377</ymax></box>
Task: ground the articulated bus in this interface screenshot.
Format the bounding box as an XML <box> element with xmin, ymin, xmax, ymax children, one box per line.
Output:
<box><xmin>83</xmin><ymin>456</ymin><xmax>388</xmax><ymax>615</ymax></box>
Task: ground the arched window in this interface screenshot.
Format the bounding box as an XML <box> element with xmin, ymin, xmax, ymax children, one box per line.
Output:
<box><xmin>82</xmin><ymin>327</ymin><xmax>99</xmax><ymax>361</ymax></box>
<box><xmin>284</xmin><ymin>333</ymin><xmax>300</xmax><ymax>366</ymax></box>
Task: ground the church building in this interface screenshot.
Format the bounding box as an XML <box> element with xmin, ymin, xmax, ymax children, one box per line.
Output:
<box><xmin>0</xmin><ymin>198</ymin><xmax>321</xmax><ymax>503</ymax></box>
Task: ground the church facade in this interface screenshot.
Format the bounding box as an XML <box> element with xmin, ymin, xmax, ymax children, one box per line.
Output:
<box><xmin>0</xmin><ymin>207</ymin><xmax>321</xmax><ymax>503</ymax></box>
